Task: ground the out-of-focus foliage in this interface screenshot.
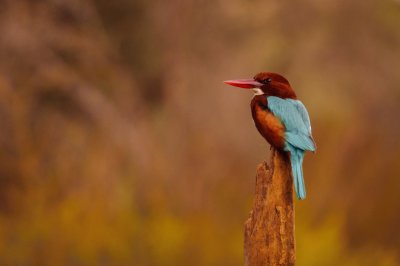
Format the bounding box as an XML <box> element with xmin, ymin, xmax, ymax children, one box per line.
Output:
<box><xmin>0</xmin><ymin>0</ymin><xmax>399</xmax><ymax>265</ymax></box>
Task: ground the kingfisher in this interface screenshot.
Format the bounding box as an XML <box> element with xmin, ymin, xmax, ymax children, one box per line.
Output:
<box><xmin>224</xmin><ymin>72</ymin><xmax>316</xmax><ymax>200</ymax></box>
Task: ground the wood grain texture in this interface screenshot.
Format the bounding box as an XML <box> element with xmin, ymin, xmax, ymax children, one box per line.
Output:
<box><xmin>244</xmin><ymin>148</ymin><xmax>295</xmax><ymax>266</ymax></box>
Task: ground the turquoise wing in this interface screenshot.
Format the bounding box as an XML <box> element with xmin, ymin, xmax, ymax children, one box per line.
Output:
<box><xmin>267</xmin><ymin>96</ymin><xmax>316</xmax><ymax>152</ymax></box>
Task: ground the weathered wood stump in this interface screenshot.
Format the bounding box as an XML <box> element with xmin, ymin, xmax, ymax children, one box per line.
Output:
<box><xmin>244</xmin><ymin>148</ymin><xmax>295</xmax><ymax>266</ymax></box>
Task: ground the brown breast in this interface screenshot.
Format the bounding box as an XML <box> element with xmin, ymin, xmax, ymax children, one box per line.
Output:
<box><xmin>251</xmin><ymin>96</ymin><xmax>286</xmax><ymax>149</ymax></box>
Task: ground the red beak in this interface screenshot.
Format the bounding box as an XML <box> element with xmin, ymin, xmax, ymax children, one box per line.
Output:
<box><xmin>223</xmin><ymin>79</ymin><xmax>263</xmax><ymax>89</ymax></box>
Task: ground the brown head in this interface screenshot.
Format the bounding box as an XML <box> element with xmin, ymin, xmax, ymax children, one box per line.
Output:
<box><xmin>224</xmin><ymin>72</ymin><xmax>297</xmax><ymax>99</ymax></box>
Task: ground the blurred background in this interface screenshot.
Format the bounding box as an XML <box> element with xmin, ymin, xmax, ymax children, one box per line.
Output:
<box><xmin>0</xmin><ymin>0</ymin><xmax>399</xmax><ymax>265</ymax></box>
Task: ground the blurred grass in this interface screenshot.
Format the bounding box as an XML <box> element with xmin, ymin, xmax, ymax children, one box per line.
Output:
<box><xmin>0</xmin><ymin>0</ymin><xmax>399</xmax><ymax>265</ymax></box>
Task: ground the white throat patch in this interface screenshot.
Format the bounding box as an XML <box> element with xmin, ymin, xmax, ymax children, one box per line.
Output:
<box><xmin>253</xmin><ymin>88</ymin><xmax>263</xmax><ymax>95</ymax></box>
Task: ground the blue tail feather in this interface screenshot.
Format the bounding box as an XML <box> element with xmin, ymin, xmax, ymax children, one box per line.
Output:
<box><xmin>288</xmin><ymin>146</ymin><xmax>306</xmax><ymax>200</ymax></box>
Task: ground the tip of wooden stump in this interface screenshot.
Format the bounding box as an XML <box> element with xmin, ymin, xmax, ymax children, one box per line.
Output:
<box><xmin>245</xmin><ymin>148</ymin><xmax>295</xmax><ymax>266</ymax></box>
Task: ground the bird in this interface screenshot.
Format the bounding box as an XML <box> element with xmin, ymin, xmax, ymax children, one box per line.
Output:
<box><xmin>224</xmin><ymin>72</ymin><xmax>316</xmax><ymax>200</ymax></box>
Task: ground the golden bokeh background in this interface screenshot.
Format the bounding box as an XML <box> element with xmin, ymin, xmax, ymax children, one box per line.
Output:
<box><xmin>0</xmin><ymin>0</ymin><xmax>399</xmax><ymax>265</ymax></box>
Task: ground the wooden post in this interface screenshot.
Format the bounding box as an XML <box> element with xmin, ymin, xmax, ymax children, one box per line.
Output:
<box><xmin>244</xmin><ymin>148</ymin><xmax>295</xmax><ymax>266</ymax></box>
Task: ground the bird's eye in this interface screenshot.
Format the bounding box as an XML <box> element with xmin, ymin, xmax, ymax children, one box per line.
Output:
<box><xmin>262</xmin><ymin>78</ymin><xmax>272</xmax><ymax>84</ymax></box>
